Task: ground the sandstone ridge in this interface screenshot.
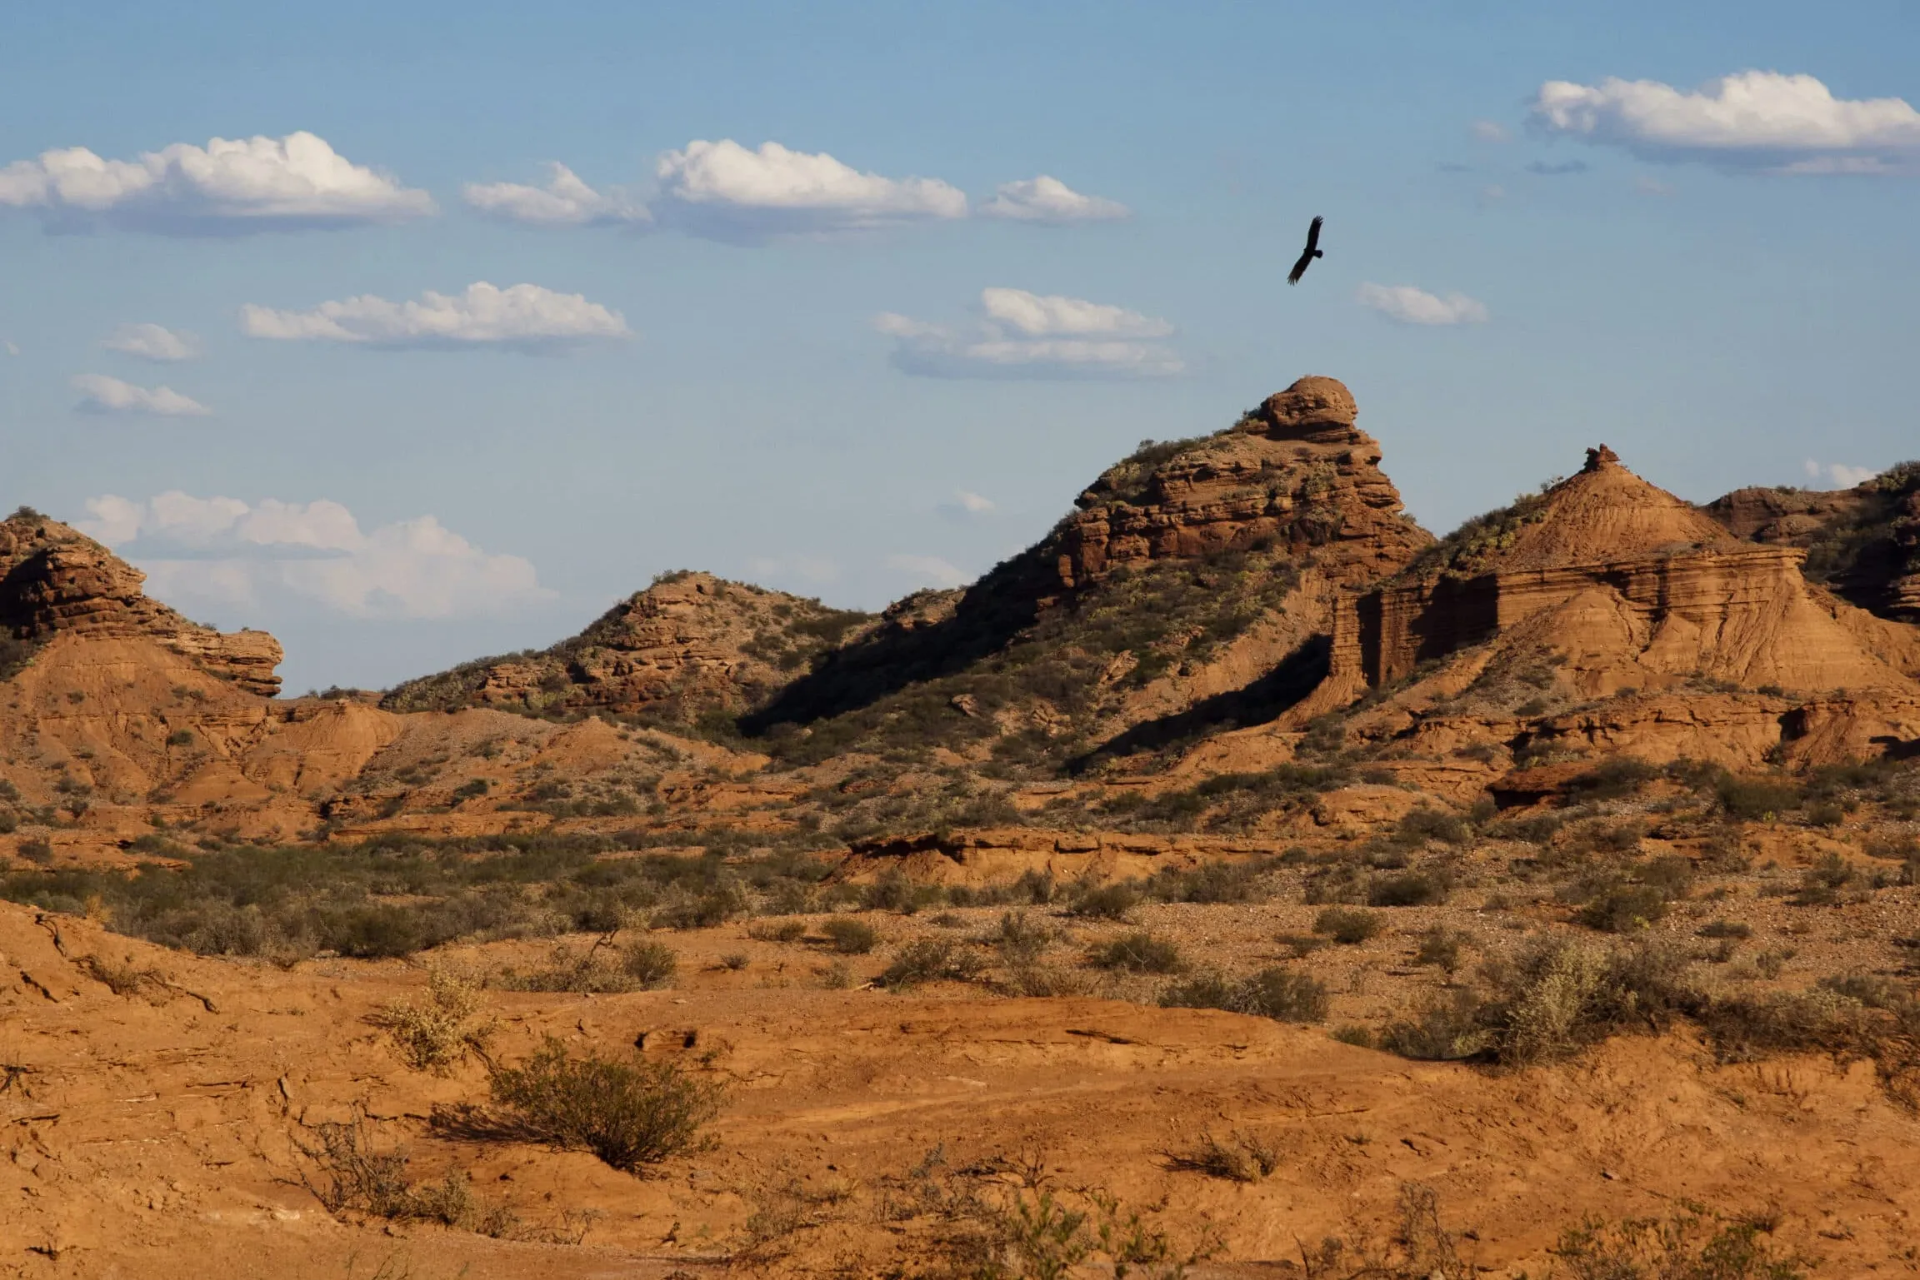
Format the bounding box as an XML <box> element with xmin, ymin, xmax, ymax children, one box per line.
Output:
<box><xmin>0</xmin><ymin>509</ymin><xmax>282</xmax><ymax>696</ymax></box>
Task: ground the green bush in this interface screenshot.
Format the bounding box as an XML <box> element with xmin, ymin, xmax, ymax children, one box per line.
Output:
<box><xmin>1716</xmin><ymin>775</ymin><xmax>1802</xmax><ymax>821</ymax></box>
<box><xmin>1067</xmin><ymin>882</ymin><xmax>1139</xmax><ymax>921</ymax></box>
<box><xmin>1312</xmin><ymin>907</ymin><xmax>1383</xmax><ymax>945</ymax></box>
<box><xmin>820</xmin><ymin>917</ymin><xmax>881</xmax><ymax>954</ymax></box>
<box><xmin>1087</xmin><ymin>931</ymin><xmax>1183</xmax><ymax>973</ymax></box>
<box><xmin>481</xmin><ymin>1037</ymin><xmax>723</xmax><ymax>1173</ymax></box>
<box><xmin>1577</xmin><ymin>884</ymin><xmax>1670</xmax><ymax>933</ymax></box>
<box><xmin>1369</xmin><ymin>870</ymin><xmax>1451</xmax><ymax>908</ymax></box>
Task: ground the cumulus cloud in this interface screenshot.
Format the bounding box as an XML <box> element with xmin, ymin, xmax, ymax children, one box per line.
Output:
<box><xmin>979</xmin><ymin>175</ymin><xmax>1128</xmax><ymax>223</ymax></box>
<box><xmin>75</xmin><ymin>491</ymin><xmax>547</xmax><ymax>619</ymax></box>
<box><xmin>71</xmin><ymin>373</ymin><xmax>209</xmax><ymax>416</ymax></box>
<box><xmin>886</xmin><ymin>554</ymin><xmax>970</xmax><ymax>589</ymax></box>
<box><xmin>877</xmin><ymin>287</ymin><xmax>1182</xmax><ymax>379</ymax></box>
<box><xmin>0</xmin><ymin>131</ymin><xmax>434</xmax><ymax>233</ymax></box>
<box><xmin>103</xmin><ymin>322</ymin><xmax>200</xmax><ymax>361</ymax></box>
<box><xmin>1528</xmin><ymin>70</ymin><xmax>1920</xmax><ymax>172</ymax></box>
<box><xmin>241</xmin><ymin>282</ymin><xmax>630</xmax><ymax>351</ymax></box>
<box><xmin>462</xmin><ymin>162</ymin><xmax>649</xmax><ymax>227</ymax></box>
<box><xmin>652</xmin><ymin>139</ymin><xmax>966</xmax><ymax>240</ymax></box>
<box><xmin>1355</xmin><ymin>283</ymin><xmax>1490</xmax><ymax>327</ymax></box>
<box><xmin>1804</xmin><ymin>459</ymin><xmax>1879</xmax><ymax>489</ymax></box>
<box><xmin>1471</xmin><ymin>119</ymin><xmax>1512</xmax><ymax>143</ymax></box>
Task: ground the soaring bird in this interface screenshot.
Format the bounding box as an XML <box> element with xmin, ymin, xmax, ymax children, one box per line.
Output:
<box><xmin>1287</xmin><ymin>215</ymin><xmax>1325</xmax><ymax>285</ymax></box>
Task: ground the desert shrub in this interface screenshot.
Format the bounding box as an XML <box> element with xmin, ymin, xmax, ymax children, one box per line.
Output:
<box><xmin>1482</xmin><ymin>941</ymin><xmax>1699</xmax><ymax>1066</ymax></box>
<box><xmin>820</xmin><ymin>917</ymin><xmax>881</xmax><ymax>954</ymax></box>
<box><xmin>18</xmin><ymin>838</ymin><xmax>53</xmax><ymax>866</ymax></box>
<box><xmin>504</xmin><ymin>938</ymin><xmax>678</xmax><ymax>994</ymax></box>
<box><xmin>1161</xmin><ymin>967</ymin><xmax>1329</xmax><ymax>1023</ymax></box>
<box><xmin>880</xmin><ymin>938</ymin><xmax>985</xmax><ymax>988</ymax></box>
<box><xmin>1066</xmin><ymin>882</ymin><xmax>1138</xmax><ymax>921</ymax></box>
<box><xmin>1789</xmin><ymin>852</ymin><xmax>1855</xmax><ymax>906</ymax></box>
<box><xmin>1699</xmin><ymin>989</ymin><xmax>1882</xmax><ymax>1062</ymax></box>
<box><xmin>622</xmin><ymin>940</ymin><xmax>679</xmax><ymax>987</ymax></box>
<box><xmin>374</xmin><ymin>969</ymin><xmax>495</xmax><ymax>1073</ymax></box>
<box><xmin>1368</xmin><ymin>870</ymin><xmax>1451</xmax><ymax>908</ymax></box>
<box><xmin>1552</xmin><ymin>1207</ymin><xmax>1807</xmax><ymax>1279</ymax></box>
<box><xmin>988</xmin><ymin>911</ymin><xmax>1053</xmax><ymax>966</ymax></box>
<box><xmin>752</xmin><ymin>919</ymin><xmax>808</xmax><ymax>943</ymax></box>
<box><xmin>1577</xmin><ymin>883</ymin><xmax>1671</xmax><ymax>933</ymax></box>
<box><xmin>1563</xmin><ymin>757</ymin><xmax>1660</xmax><ymax>802</ymax></box>
<box><xmin>1312</xmin><ymin>907</ymin><xmax>1383</xmax><ymax>945</ymax></box>
<box><xmin>1395</xmin><ymin>808</ymin><xmax>1471</xmax><ymax>847</ymax></box>
<box><xmin>299</xmin><ymin>1115</ymin><xmax>512</xmax><ymax>1234</ymax></box>
<box><xmin>479</xmin><ymin>1037</ymin><xmax>724</xmax><ymax>1173</ymax></box>
<box><xmin>654</xmin><ymin>882</ymin><xmax>749</xmax><ymax>930</ymax></box>
<box><xmin>1699</xmin><ymin>920</ymin><xmax>1752</xmax><ymax>940</ymax></box>
<box><xmin>863</xmin><ymin>870</ymin><xmax>944</xmax><ymax>915</ymax></box>
<box><xmin>1087</xmin><ymin>932</ymin><xmax>1183</xmax><ymax>974</ymax></box>
<box><xmin>1164</xmin><ymin>1129</ymin><xmax>1280</xmax><ymax>1182</ymax></box>
<box><xmin>1380</xmin><ymin>990</ymin><xmax>1490</xmax><ymax>1061</ymax></box>
<box><xmin>1144</xmin><ymin>857</ymin><xmax>1274</xmax><ymax>904</ymax></box>
<box><xmin>1716</xmin><ymin>775</ymin><xmax>1802</xmax><ymax>821</ymax></box>
<box><xmin>1412</xmin><ymin>927</ymin><xmax>1466</xmax><ymax>976</ymax></box>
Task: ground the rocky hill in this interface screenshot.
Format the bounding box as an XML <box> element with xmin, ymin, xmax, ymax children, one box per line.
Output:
<box><xmin>381</xmin><ymin>570</ymin><xmax>872</xmax><ymax>728</ymax></box>
<box><xmin>1706</xmin><ymin>462</ymin><xmax>1920</xmax><ymax>622</ymax></box>
<box><xmin>0</xmin><ymin>507</ymin><xmax>282</xmax><ymax>695</ymax></box>
<box><xmin>738</xmin><ymin>376</ymin><xmax>1431</xmax><ymax>771</ymax></box>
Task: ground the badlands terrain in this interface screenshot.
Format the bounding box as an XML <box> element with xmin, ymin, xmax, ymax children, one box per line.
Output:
<box><xmin>4</xmin><ymin>376</ymin><xmax>1920</xmax><ymax>1277</ymax></box>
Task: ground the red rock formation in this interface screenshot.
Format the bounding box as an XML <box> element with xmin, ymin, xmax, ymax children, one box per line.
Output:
<box><xmin>1052</xmin><ymin>376</ymin><xmax>1430</xmax><ymax>590</ymax></box>
<box><xmin>0</xmin><ymin>511</ymin><xmax>282</xmax><ymax>696</ymax></box>
<box><xmin>1705</xmin><ymin>465</ymin><xmax>1920</xmax><ymax>622</ymax></box>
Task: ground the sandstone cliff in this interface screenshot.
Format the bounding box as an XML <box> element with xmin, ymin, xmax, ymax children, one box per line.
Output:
<box><xmin>1055</xmin><ymin>376</ymin><xmax>1429</xmax><ymax>590</ymax></box>
<box><xmin>0</xmin><ymin>509</ymin><xmax>282</xmax><ymax>696</ymax></box>
<box><xmin>381</xmin><ymin>571</ymin><xmax>872</xmax><ymax>726</ymax></box>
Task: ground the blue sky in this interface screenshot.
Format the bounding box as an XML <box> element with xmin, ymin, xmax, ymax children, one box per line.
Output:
<box><xmin>2</xmin><ymin>1</ymin><xmax>1916</xmax><ymax>692</ymax></box>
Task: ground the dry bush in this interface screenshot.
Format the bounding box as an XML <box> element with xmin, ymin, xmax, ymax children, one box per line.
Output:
<box><xmin>298</xmin><ymin>1114</ymin><xmax>514</xmax><ymax>1235</ymax></box>
<box><xmin>1067</xmin><ymin>881</ymin><xmax>1139</xmax><ymax>921</ymax></box>
<box><xmin>1164</xmin><ymin>1129</ymin><xmax>1280</xmax><ymax>1182</ymax></box>
<box><xmin>1160</xmin><ymin>967</ymin><xmax>1329</xmax><ymax>1023</ymax></box>
<box><xmin>374</xmin><ymin>968</ymin><xmax>496</xmax><ymax>1074</ymax></box>
<box><xmin>881</xmin><ymin>938</ymin><xmax>986</xmax><ymax>988</ymax></box>
<box><xmin>1313</xmin><ymin>907</ymin><xmax>1383</xmax><ymax>945</ymax></box>
<box><xmin>1552</xmin><ymin>1205</ymin><xmax>1807</xmax><ymax>1279</ymax></box>
<box><xmin>501</xmin><ymin>937</ymin><xmax>677</xmax><ymax>993</ymax></box>
<box><xmin>78</xmin><ymin>953</ymin><xmax>168</xmax><ymax>1001</ymax></box>
<box><xmin>1087</xmin><ymin>932</ymin><xmax>1184</xmax><ymax>974</ymax></box>
<box><xmin>470</xmin><ymin>1037</ymin><xmax>724</xmax><ymax>1174</ymax></box>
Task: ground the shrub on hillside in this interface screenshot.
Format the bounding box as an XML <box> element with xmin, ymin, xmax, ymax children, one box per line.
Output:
<box><xmin>1160</xmin><ymin>967</ymin><xmax>1329</xmax><ymax>1023</ymax></box>
<box><xmin>478</xmin><ymin>1038</ymin><xmax>723</xmax><ymax>1174</ymax></box>
<box><xmin>1087</xmin><ymin>931</ymin><xmax>1183</xmax><ymax>973</ymax></box>
<box><xmin>1313</xmin><ymin>907</ymin><xmax>1383</xmax><ymax>945</ymax></box>
<box><xmin>820</xmin><ymin>917</ymin><xmax>881</xmax><ymax>954</ymax></box>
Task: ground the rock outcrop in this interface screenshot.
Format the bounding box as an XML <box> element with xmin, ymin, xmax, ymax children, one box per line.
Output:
<box><xmin>1705</xmin><ymin>463</ymin><xmax>1920</xmax><ymax>622</ymax></box>
<box><xmin>1052</xmin><ymin>376</ymin><xmax>1430</xmax><ymax>590</ymax></box>
<box><xmin>381</xmin><ymin>571</ymin><xmax>873</xmax><ymax>724</ymax></box>
<box><xmin>0</xmin><ymin>510</ymin><xmax>282</xmax><ymax>696</ymax></box>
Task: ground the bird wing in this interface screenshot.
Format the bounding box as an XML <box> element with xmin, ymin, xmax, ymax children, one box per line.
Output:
<box><xmin>1287</xmin><ymin>251</ymin><xmax>1312</xmax><ymax>285</ymax></box>
<box><xmin>1304</xmin><ymin>215</ymin><xmax>1323</xmax><ymax>253</ymax></box>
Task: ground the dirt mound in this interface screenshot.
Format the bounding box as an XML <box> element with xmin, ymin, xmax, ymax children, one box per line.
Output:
<box><xmin>0</xmin><ymin>509</ymin><xmax>282</xmax><ymax>696</ymax></box>
<box><xmin>382</xmin><ymin>571</ymin><xmax>872</xmax><ymax>727</ymax></box>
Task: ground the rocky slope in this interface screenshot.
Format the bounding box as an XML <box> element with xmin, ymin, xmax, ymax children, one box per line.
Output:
<box><xmin>381</xmin><ymin>571</ymin><xmax>872</xmax><ymax>726</ymax></box>
<box><xmin>0</xmin><ymin>508</ymin><xmax>282</xmax><ymax>696</ymax></box>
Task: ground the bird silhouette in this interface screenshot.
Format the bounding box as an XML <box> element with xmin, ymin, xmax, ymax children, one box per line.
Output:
<box><xmin>1288</xmin><ymin>215</ymin><xmax>1325</xmax><ymax>285</ymax></box>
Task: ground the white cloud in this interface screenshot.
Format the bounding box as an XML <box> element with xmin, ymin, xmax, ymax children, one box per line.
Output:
<box><xmin>241</xmin><ymin>281</ymin><xmax>630</xmax><ymax>350</ymax></box>
<box><xmin>1633</xmin><ymin>174</ymin><xmax>1674</xmax><ymax>196</ymax></box>
<box><xmin>1804</xmin><ymin>459</ymin><xmax>1879</xmax><ymax>489</ymax></box>
<box><xmin>75</xmin><ymin>491</ymin><xmax>547</xmax><ymax>619</ymax></box>
<box><xmin>3</xmin><ymin>339</ymin><xmax>17</xmax><ymax>357</ymax></box>
<box><xmin>1528</xmin><ymin>70</ymin><xmax>1920</xmax><ymax>172</ymax></box>
<box><xmin>652</xmin><ymin>139</ymin><xmax>966</xmax><ymax>239</ymax></box>
<box><xmin>0</xmin><ymin>131</ymin><xmax>434</xmax><ymax>233</ymax></box>
<box><xmin>71</xmin><ymin>373</ymin><xmax>209</xmax><ymax>416</ymax></box>
<box><xmin>877</xmin><ymin>288</ymin><xmax>1183</xmax><ymax>379</ymax></box>
<box><xmin>980</xmin><ymin>287</ymin><xmax>1171</xmax><ymax>338</ymax></box>
<box><xmin>979</xmin><ymin>175</ymin><xmax>1128</xmax><ymax>223</ymax></box>
<box><xmin>1355</xmin><ymin>283</ymin><xmax>1490</xmax><ymax>327</ymax></box>
<box><xmin>937</xmin><ymin>489</ymin><xmax>996</xmax><ymax>523</ymax></box>
<box><xmin>462</xmin><ymin>162</ymin><xmax>650</xmax><ymax>227</ymax></box>
<box><xmin>1471</xmin><ymin>119</ymin><xmax>1512</xmax><ymax>143</ymax></box>
<box><xmin>886</xmin><ymin>554</ymin><xmax>970</xmax><ymax>589</ymax></box>
<box><xmin>103</xmin><ymin>322</ymin><xmax>200</xmax><ymax>361</ymax></box>
<box><xmin>1479</xmin><ymin>184</ymin><xmax>1507</xmax><ymax>203</ymax></box>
